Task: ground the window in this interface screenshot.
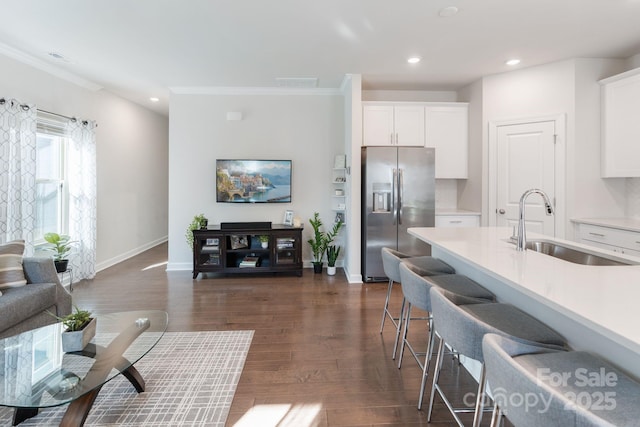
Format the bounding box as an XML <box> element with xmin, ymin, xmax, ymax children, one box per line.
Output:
<box><xmin>35</xmin><ymin>114</ymin><xmax>69</xmax><ymax>242</ymax></box>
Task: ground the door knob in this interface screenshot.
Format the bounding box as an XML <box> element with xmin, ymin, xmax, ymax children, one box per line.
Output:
<box><xmin>498</xmin><ymin>209</ymin><xmax>506</xmax><ymax>214</ymax></box>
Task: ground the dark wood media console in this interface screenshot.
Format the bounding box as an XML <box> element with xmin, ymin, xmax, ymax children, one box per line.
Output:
<box><xmin>192</xmin><ymin>224</ymin><xmax>303</xmax><ymax>278</ymax></box>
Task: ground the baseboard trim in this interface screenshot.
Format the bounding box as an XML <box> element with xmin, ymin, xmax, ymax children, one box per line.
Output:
<box><xmin>97</xmin><ymin>236</ymin><xmax>168</xmax><ymax>273</ymax></box>
<box><xmin>166</xmin><ymin>262</ymin><xmax>192</xmax><ymax>271</ymax></box>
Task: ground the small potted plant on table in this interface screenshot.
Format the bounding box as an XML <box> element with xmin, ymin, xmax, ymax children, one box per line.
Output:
<box><xmin>51</xmin><ymin>306</ymin><xmax>96</xmax><ymax>352</ymax></box>
<box><xmin>186</xmin><ymin>214</ymin><xmax>209</xmax><ymax>250</ymax></box>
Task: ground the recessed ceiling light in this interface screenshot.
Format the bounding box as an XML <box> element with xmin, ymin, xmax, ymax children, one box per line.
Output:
<box><xmin>407</xmin><ymin>57</ymin><xmax>421</xmax><ymax>64</ymax></box>
<box><xmin>439</xmin><ymin>6</ymin><xmax>459</xmax><ymax>17</ymax></box>
<box><xmin>506</xmin><ymin>59</ymin><xmax>521</xmax><ymax>66</ymax></box>
<box><xmin>149</xmin><ymin>97</ymin><xmax>159</xmax><ymax>102</ymax></box>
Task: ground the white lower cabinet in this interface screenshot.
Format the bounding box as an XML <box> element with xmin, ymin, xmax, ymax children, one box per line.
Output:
<box><xmin>576</xmin><ymin>223</ymin><xmax>640</xmax><ymax>257</ymax></box>
<box><xmin>435</xmin><ymin>214</ymin><xmax>480</xmax><ymax>228</ymax></box>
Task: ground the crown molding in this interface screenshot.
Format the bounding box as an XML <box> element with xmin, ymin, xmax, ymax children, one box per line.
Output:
<box><xmin>0</xmin><ymin>42</ymin><xmax>102</xmax><ymax>92</ymax></box>
<box><xmin>169</xmin><ymin>86</ymin><xmax>343</xmax><ymax>96</ymax></box>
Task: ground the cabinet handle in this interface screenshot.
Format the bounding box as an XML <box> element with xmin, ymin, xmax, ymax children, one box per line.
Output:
<box><xmin>396</xmin><ymin>133</ymin><xmax>399</xmax><ymax>145</ymax></box>
<box><xmin>588</xmin><ymin>232</ymin><xmax>605</xmax><ymax>237</ymax></box>
<box><xmin>450</xmin><ymin>220</ymin><xmax>463</xmax><ymax>224</ymax></box>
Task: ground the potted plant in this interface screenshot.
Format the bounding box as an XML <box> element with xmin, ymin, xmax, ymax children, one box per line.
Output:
<box><xmin>307</xmin><ymin>212</ymin><xmax>344</xmax><ymax>274</ymax></box>
<box><xmin>259</xmin><ymin>235</ymin><xmax>269</xmax><ymax>249</ymax></box>
<box><xmin>43</xmin><ymin>232</ymin><xmax>75</xmax><ymax>273</ymax></box>
<box><xmin>186</xmin><ymin>214</ymin><xmax>209</xmax><ymax>250</ymax></box>
<box><xmin>50</xmin><ymin>306</ymin><xmax>96</xmax><ymax>352</ymax></box>
<box><xmin>326</xmin><ymin>245</ymin><xmax>340</xmax><ymax>276</ymax></box>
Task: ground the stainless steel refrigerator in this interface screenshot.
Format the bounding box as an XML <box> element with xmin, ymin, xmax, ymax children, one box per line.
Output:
<box><xmin>361</xmin><ymin>146</ymin><xmax>435</xmax><ymax>282</ymax></box>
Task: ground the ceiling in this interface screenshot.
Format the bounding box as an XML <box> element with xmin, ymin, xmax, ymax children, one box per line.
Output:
<box><xmin>1</xmin><ymin>0</ymin><xmax>640</xmax><ymax>116</ymax></box>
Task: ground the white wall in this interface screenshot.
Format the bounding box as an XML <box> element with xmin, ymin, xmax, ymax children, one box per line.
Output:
<box><xmin>457</xmin><ymin>79</ymin><xmax>483</xmax><ymax>215</ymax></box>
<box><xmin>473</xmin><ymin>59</ymin><xmax>630</xmax><ymax>239</ymax></box>
<box><xmin>572</xmin><ymin>58</ymin><xmax>628</xmax><ymax>223</ymax></box>
<box><xmin>167</xmin><ymin>91</ymin><xmax>344</xmax><ymax>270</ymax></box>
<box><xmin>342</xmin><ymin>75</ymin><xmax>363</xmax><ymax>283</ymax></box>
<box><xmin>0</xmin><ymin>54</ymin><xmax>169</xmax><ymax>270</ymax></box>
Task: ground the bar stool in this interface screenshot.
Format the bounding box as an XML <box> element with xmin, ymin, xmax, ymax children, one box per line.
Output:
<box><xmin>397</xmin><ymin>263</ymin><xmax>495</xmax><ymax>410</ymax></box>
<box><xmin>380</xmin><ymin>247</ymin><xmax>455</xmax><ymax>358</ymax></box>
<box><xmin>483</xmin><ymin>333</ymin><xmax>640</xmax><ymax>427</ymax></box>
<box><xmin>427</xmin><ymin>287</ymin><xmax>567</xmax><ymax>427</ymax></box>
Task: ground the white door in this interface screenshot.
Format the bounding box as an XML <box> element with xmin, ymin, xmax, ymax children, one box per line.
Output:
<box><xmin>495</xmin><ymin>120</ymin><xmax>556</xmax><ymax>236</ymax></box>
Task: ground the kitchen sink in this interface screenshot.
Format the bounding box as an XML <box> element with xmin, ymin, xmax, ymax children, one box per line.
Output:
<box><xmin>514</xmin><ymin>240</ymin><xmax>638</xmax><ymax>266</ymax></box>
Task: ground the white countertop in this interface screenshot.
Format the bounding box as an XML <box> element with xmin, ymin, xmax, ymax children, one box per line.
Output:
<box><xmin>571</xmin><ymin>217</ymin><xmax>640</xmax><ymax>233</ymax></box>
<box><xmin>408</xmin><ymin>227</ymin><xmax>640</xmax><ymax>367</ymax></box>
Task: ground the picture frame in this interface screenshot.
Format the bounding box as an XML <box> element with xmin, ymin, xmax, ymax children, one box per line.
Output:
<box><xmin>283</xmin><ymin>210</ymin><xmax>294</xmax><ymax>226</ymax></box>
<box><xmin>230</xmin><ymin>235</ymin><xmax>248</xmax><ymax>249</ymax></box>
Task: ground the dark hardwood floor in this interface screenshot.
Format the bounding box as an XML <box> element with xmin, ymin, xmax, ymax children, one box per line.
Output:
<box><xmin>71</xmin><ymin>243</ymin><xmax>492</xmax><ymax>426</ymax></box>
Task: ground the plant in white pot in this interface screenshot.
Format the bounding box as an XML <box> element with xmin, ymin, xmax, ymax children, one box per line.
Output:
<box><xmin>43</xmin><ymin>232</ymin><xmax>75</xmax><ymax>273</ymax></box>
<box><xmin>259</xmin><ymin>235</ymin><xmax>269</xmax><ymax>248</ymax></box>
<box><xmin>50</xmin><ymin>306</ymin><xmax>96</xmax><ymax>352</ymax></box>
<box><xmin>326</xmin><ymin>245</ymin><xmax>340</xmax><ymax>276</ymax></box>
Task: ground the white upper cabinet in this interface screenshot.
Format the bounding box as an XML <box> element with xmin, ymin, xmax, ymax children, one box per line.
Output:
<box><xmin>362</xmin><ymin>101</ymin><xmax>469</xmax><ymax>178</ymax></box>
<box><xmin>362</xmin><ymin>103</ymin><xmax>424</xmax><ymax>146</ymax></box>
<box><xmin>600</xmin><ymin>68</ymin><xmax>640</xmax><ymax>177</ymax></box>
<box><xmin>425</xmin><ymin>104</ymin><xmax>468</xmax><ymax>179</ymax></box>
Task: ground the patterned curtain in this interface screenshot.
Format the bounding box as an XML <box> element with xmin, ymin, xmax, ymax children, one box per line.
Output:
<box><xmin>66</xmin><ymin>118</ymin><xmax>97</xmax><ymax>281</ymax></box>
<box><xmin>0</xmin><ymin>98</ymin><xmax>37</xmax><ymax>251</ymax></box>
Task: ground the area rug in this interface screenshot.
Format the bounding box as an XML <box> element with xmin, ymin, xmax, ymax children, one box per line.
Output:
<box><xmin>0</xmin><ymin>330</ymin><xmax>254</xmax><ymax>426</ymax></box>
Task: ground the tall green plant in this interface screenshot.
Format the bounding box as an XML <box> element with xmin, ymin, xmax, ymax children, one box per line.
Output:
<box><xmin>307</xmin><ymin>212</ymin><xmax>343</xmax><ymax>264</ymax></box>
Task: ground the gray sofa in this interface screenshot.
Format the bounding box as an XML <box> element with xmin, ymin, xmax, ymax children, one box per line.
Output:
<box><xmin>0</xmin><ymin>257</ymin><xmax>72</xmax><ymax>339</ymax></box>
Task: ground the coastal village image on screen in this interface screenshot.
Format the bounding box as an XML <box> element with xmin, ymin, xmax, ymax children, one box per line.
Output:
<box><xmin>216</xmin><ymin>159</ymin><xmax>292</xmax><ymax>203</ymax></box>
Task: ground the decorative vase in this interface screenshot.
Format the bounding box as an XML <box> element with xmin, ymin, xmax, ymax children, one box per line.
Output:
<box><xmin>261</xmin><ymin>242</ymin><xmax>268</xmax><ymax>249</ymax></box>
<box><xmin>54</xmin><ymin>259</ymin><xmax>69</xmax><ymax>273</ymax></box>
<box><xmin>61</xmin><ymin>318</ymin><xmax>96</xmax><ymax>352</ymax></box>
<box><xmin>313</xmin><ymin>262</ymin><xmax>323</xmax><ymax>274</ymax></box>
<box><xmin>327</xmin><ymin>266</ymin><xmax>336</xmax><ymax>276</ymax></box>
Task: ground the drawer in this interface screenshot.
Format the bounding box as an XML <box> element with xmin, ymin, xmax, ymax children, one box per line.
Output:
<box><xmin>577</xmin><ymin>223</ymin><xmax>640</xmax><ymax>251</ymax></box>
<box><xmin>435</xmin><ymin>215</ymin><xmax>479</xmax><ymax>228</ymax></box>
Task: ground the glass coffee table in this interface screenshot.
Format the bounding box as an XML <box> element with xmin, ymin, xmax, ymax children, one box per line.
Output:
<box><xmin>0</xmin><ymin>310</ymin><xmax>168</xmax><ymax>426</ymax></box>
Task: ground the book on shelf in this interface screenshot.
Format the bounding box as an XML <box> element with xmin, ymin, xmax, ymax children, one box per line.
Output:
<box><xmin>201</xmin><ymin>245</ymin><xmax>220</xmax><ymax>254</ymax></box>
<box><xmin>276</xmin><ymin>238</ymin><xmax>295</xmax><ymax>249</ymax></box>
<box><xmin>239</xmin><ymin>256</ymin><xmax>260</xmax><ymax>268</ymax></box>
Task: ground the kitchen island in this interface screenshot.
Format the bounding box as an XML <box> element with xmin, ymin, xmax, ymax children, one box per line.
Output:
<box><xmin>408</xmin><ymin>226</ymin><xmax>640</xmax><ymax>380</ymax></box>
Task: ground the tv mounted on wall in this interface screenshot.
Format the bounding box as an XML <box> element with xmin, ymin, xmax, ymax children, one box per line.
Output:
<box><xmin>216</xmin><ymin>159</ymin><xmax>292</xmax><ymax>203</ymax></box>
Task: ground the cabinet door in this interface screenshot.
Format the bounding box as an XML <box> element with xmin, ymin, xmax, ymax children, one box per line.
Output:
<box><xmin>274</xmin><ymin>233</ymin><xmax>300</xmax><ymax>266</ymax></box>
<box><xmin>363</xmin><ymin>105</ymin><xmax>394</xmax><ymax>146</ymax></box>
<box><xmin>425</xmin><ymin>105</ymin><xmax>468</xmax><ymax>178</ymax></box>
<box><xmin>601</xmin><ymin>70</ymin><xmax>640</xmax><ymax>177</ymax></box>
<box><xmin>394</xmin><ymin>105</ymin><xmax>425</xmax><ymax>146</ymax></box>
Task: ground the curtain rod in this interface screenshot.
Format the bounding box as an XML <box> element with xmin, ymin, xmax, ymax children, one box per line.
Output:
<box><xmin>1</xmin><ymin>98</ymin><xmax>97</xmax><ymax>127</ymax></box>
<box><xmin>38</xmin><ymin>108</ymin><xmax>74</xmax><ymax>121</ymax></box>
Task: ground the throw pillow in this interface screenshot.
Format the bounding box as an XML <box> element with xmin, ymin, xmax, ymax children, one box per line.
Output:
<box><xmin>0</xmin><ymin>240</ymin><xmax>27</xmax><ymax>292</ymax></box>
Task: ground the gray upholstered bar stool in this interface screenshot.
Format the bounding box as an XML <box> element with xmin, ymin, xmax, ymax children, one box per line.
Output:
<box><xmin>427</xmin><ymin>287</ymin><xmax>567</xmax><ymax>427</ymax></box>
<box><xmin>483</xmin><ymin>333</ymin><xmax>640</xmax><ymax>427</ymax></box>
<box><xmin>380</xmin><ymin>247</ymin><xmax>455</xmax><ymax>359</ymax></box>
<box><xmin>397</xmin><ymin>262</ymin><xmax>495</xmax><ymax>410</ymax></box>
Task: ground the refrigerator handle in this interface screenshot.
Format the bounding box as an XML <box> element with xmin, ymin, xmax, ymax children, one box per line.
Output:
<box><xmin>392</xmin><ymin>168</ymin><xmax>397</xmax><ymax>225</ymax></box>
<box><xmin>398</xmin><ymin>168</ymin><xmax>404</xmax><ymax>225</ymax></box>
